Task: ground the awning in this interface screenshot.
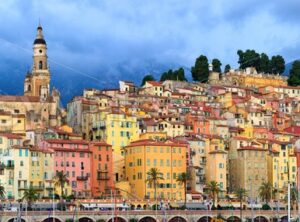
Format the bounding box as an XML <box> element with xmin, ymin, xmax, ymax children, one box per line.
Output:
<box><xmin>170</xmin><ymin>203</ymin><xmax>180</xmax><ymax>208</ymax></box>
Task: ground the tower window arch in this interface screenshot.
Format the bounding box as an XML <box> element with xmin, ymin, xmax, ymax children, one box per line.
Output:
<box><xmin>39</xmin><ymin>61</ymin><xmax>43</xmax><ymax>69</ymax></box>
<box><xmin>27</xmin><ymin>84</ymin><xmax>31</xmax><ymax>92</ymax></box>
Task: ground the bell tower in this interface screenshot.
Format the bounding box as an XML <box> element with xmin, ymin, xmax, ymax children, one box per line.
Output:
<box><xmin>24</xmin><ymin>24</ymin><xmax>50</xmax><ymax>99</ymax></box>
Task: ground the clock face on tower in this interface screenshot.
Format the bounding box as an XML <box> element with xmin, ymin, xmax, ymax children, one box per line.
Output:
<box><xmin>39</xmin><ymin>49</ymin><xmax>42</xmax><ymax>53</ymax></box>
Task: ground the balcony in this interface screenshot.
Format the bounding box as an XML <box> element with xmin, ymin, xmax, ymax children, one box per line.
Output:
<box><xmin>77</xmin><ymin>175</ymin><xmax>89</xmax><ymax>181</ymax></box>
<box><xmin>32</xmin><ymin>185</ymin><xmax>45</xmax><ymax>191</ymax></box>
<box><xmin>97</xmin><ymin>175</ymin><xmax>110</xmax><ymax>180</ymax></box>
<box><xmin>18</xmin><ymin>185</ymin><xmax>28</xmax><ymax>190</ymax></box>
<box><xmin>45</xmin><ymin>186</ymin><xmax>54</xmax><ymax>190</ymax></box>
<box><xmin>5</xmin><ymin>163</ymin><xmax>14</xmax><ymax>169</ymax></box>
<box><xmin>92</xmin><ymin>121</ymin><xmax>106</xmax><ymax>130</ymax></box>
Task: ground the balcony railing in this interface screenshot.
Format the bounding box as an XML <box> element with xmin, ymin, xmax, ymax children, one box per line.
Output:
<box><xmin>97</xmin><ymin>175</ymin><xmax>110</xmax><ymax>180</ymax></box>
<box><xmin>77</xmin><ymin>175</ymin><xmax>89</xmax><ymax>181</ymax></box>
<box><xmin>45</xmin><ymin>186</ymin><xmax>54</xmax><ymax>190</ymax></box>
<box><xmin>5</xmin><ymin>163</ymin><xmax>14</xmax><ymax>169</ymax></box>
<box><xmin>32</xmin><ymin>186</ymin><xmax>45</xmax><ymax>191</ymax></box>
<box><xmin>18</xmin><ymin>185</ymin><xmax>28</xmax><ymax>190</ymax></box>
<box><xmin>92</xmin><ymin>121</ymin><xmax>106</xmax><ymax>130</ymax></box>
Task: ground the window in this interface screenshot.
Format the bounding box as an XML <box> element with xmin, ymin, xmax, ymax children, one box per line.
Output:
<box><xmin>20</xmin><ymin>161</ymin><xmax>23</xmax><ymax>166</ymax></box>
<box><xmin>160</xmin><ymin>159</ymin><xmax>164</xmax><ymax>166</ymax></box>
<box><xmin>137</xmin><ymin>172</ymin><xmax>142</xmax><ymax>180</ymax></box>
<box><xmin>39</xmin><ymin>61</ymin><xmax>43</xmax><ymax>69</ymax></box>
<box><xmin>72</xmin><ymin>181</ymin><xmax>77</xmax><ymax>188</ymax></box>
<box><xmin>80</xmin><ymin>152</ymin><xmax>85</xmax><ymax>158</ymax></box>
<box><xmin>153</xmin><ymin>159</ymin><xmax>157</xmax><ymax>166</ymax></box>
<box><xmin>137</xmin><ymin>159</ymin><xmax>142</xmax><ymax>166</ymax></box>
<box><xmin>18</xmin><ymin>149</ymin><xmax>22</xmax><ymax>157</ymax></box>
<box><xmin>147</xmin><ymin>159</ymin><xmax>150</xmax><ymax>166</ymax></box>
<box><xmin>25</xmin><ymin>149</ymin><xmax>28</xmax><ymax>157</ymax></box>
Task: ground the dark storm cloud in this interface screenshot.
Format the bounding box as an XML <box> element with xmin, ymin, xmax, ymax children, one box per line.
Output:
<box><xmin>0</xmin><ymin>0</ymin><xmax>299</xmax><ymax>76</ymax></box>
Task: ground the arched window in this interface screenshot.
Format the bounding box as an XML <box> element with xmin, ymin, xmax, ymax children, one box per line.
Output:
<box><xmin>27</xmin><ymin>84</ymin><xmax>31</xmax><ymax>92</ymax></box>
<box><xmin>39</xmin><ymin>61</ymin><xmax>43</xmax><ymax>69</ymax></box>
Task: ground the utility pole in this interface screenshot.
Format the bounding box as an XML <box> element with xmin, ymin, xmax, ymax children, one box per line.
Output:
<box><xmin>288</xmin><ymin>182</ymin><xmax>291</xmax><ymax>222</ymax></box>
<box><xmin>298</xmin><ymin>167</ymin><xmax>300</xmax><ymax>222</ymax></box>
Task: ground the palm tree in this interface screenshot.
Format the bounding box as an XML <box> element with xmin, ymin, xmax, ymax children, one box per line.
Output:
<box><xmin>235</xmin><ymin>188</ymin><xmax>247</xmax><ymax>221</ymax></box>
<box><xmin>22</xmin><ymin>186</ymin><xmax>38</xmax><ymax>210</ymax></box>
<box><xmin>259</xmin><ymin>182</ymin><xmax>273</xmax><ymax>204</ymax></box>
<box><xmin>176</xmin><ymin>172</ymin><xmax>190</xmax><ymax>207</ymax></box>
<box><xmin>206</xmin><ymin>181</ymin><xmax>220</xmax><ymax>207</ymax></box>
<box><xmin>0</xmin><ymin>185</ymin><xmax>5</xmax><ymax>199</ymax></box>
<box><xmin>54</xmin><ymin>171</ymin><xmax>69</xmax><ymax>202</ymax></box>
<box><xmin>146</xmin><ymin>168</ymin><xmax>164</xmax><ymax>208</ymax></box>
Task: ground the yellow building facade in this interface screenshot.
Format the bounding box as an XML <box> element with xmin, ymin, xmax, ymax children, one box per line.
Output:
<box><xmin>124</xmin><ymin>139</ymin><xmax>187</xmax><ymax>200</ymax></box>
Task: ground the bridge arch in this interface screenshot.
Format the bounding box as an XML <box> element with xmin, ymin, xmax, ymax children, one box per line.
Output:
<box><xmin>254</xmin><ymin>216</ymin><xmax>269</xmax><ymax>222</ymax></box>
<box><xmin>41</xmin><ymin>217</ymin><xmax>63</xmax><ymax>222</ymax></box>
<box><xmin>168</xmin><ymin>216</ymin><xmax>188</xmax><ymax>222</ymax></box>
<box><xmin>107</xmin><ymin>216</ymin><xmax>127</xmax><ymax>222</ymax></box>
<box><xmin>7</xmin><ymin>218</ymin><xmax>26</xmax><ymax>222</ymax></box>
<box><xmin>281</xmin><ymin>216</ymin><xmax>288</xmax><ymax>222</ymax></box>
<box><xmin>227</xmin><ymin>216</ymin><xmax>240</xmax><ymax>222</ymax></box>
<box><xmin>78</xmin><ymin>217</ymin><xmax>95</xmax><ymax>222</ymax></box>
<box><xmin>197</xmin><ymin>216</ymin><xmax>212</xmax><ymax>222</ymax></box>
<box><xmin>139</xmin><ymin>216</ymin><xmax>156</xmax><ymax>222</ymax></box>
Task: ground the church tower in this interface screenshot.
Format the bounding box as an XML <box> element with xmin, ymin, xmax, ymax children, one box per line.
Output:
<box><xmin>24</xmin><ymin>24</ymin><xmax>50</xmax><ymax>99</ymax></box>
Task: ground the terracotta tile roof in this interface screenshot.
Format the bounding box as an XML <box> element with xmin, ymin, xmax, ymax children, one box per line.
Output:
<box><xmin>126</xmin><ymin>139</ymin><xmax>187</xmax><ymax>148</ymax></box>
<box><xmin>0</xmin><ymin>133</ymin><xmax>23</xmax><ymax>139</ymax></box>
<box><xmin>45</xmin><ymin>139</ymin><xmax>89</xmax><ymax>145</ymax></box>
<box><xmin>284</xmin><ymin>126</ymin><xmax>300</xmax><ymax>135</ymax></box>
<box><xmin>146</xmin><ymin>81</ymin><xmax>162</xmax><ymax>86</ymax></box>
<box><xmin>238</xmin><ymin>146</ymin><xmax>266</xmax><ymax>151</ymax></box>
<box><xmin>0</xmin><ymin>95</ymin><xmax>54</xmax><ymax>103</ymax></box>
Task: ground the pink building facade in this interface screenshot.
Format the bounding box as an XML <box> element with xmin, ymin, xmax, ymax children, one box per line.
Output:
<box><xmin>40</xmin><ymin>139</ymin><xmax>92</xmax><ymax>198</ymax></box>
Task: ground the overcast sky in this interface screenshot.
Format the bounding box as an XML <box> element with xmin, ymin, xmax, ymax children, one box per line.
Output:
<box><xmin>0</xmin><ymin>0</ymin><xmax>300</xmax><ymax>81</ymax></box>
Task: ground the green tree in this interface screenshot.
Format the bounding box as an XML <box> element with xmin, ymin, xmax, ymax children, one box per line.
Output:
<box><xmin>224</xmin><ymin>64</ymin><xmax>231</xmax><ymax>73</ymax></box>
<box><xmin>176</xmin><ymin>172</ymin><xmax>190</xmax><ymax>207</ymax></box>
<box><xmin>288</xmin><ymin>60</ymin><xmax>300</xmax><ymax>86</ymax></box>
<box><xmin>160</xmin><ymin>70</ymin><xmax>173</xmax><ymax>81</ymax></box>
<box><xmin>0</xmin><ymin>185</ymin><xmax>5</xmax><ymax>199</ymax></box>
<box><xmin>22</xmin><ymin>186</ymin><xmax>38</xmax><ymax>210</ymax></box>
<box><xmin>270</xmin><ymin>55</ymin><xmax>285</xmax><ymax>74</ymax></box>
<box><xmin>212</xmin><ymin>58</ymin><xmax>222</xmax><ymax>73</ymax></box>
<box><xmin>160</xmin><ymin>68</ymin><xmax>187</xmax><ymax>82</ymax></box>
<box><xmin>237</xmin><ymin>49</ymin><xmax>260</xmax><ymax>69</ymax></box>
<box><xmin>206</xmin><ymin>181</ymin><xmax>221</xmax><ymax>207</ymax></box>
<box><xmin>259</xmin><ymin>53</ymin><xmax>270</xmax><ymax>73</ymax></box>
<box><xmin>235</xmin><ymin>188</ymin><xmax>247</xmax><ymax>221</ymax></box>
<box><xmin>54</xmin><ymin>171</ymin><xmax>69</xmax><ymax>203</ymax></box>
<box><xmin>191</xmin><ymin>55</ymin><xmax>209</xmax><ymax>82</ymax></box>
<box><xmin>259</xmin><ymin>182</ymin><xmax>273</xmax><ymax>204</ymax></box>
<box><xmin>146</xmin><ymin>168</ymin><xmax>164</xmax><ymax>203</ymax></box>
<box><xmin>175</xmin><ymin>67</ymin><xmax>187</xmax><ymax>81</ymax></box>
<box><xmin>141</xmin><ymin>74</ymin><xmax>155</xmax><ymax>86</ymax></box>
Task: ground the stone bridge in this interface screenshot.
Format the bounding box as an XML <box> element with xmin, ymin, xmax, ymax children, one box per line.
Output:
<box><xmin>0</xmin><ymin>210</ymin><xmax>298</xmax><ymax>222</ymax></box>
